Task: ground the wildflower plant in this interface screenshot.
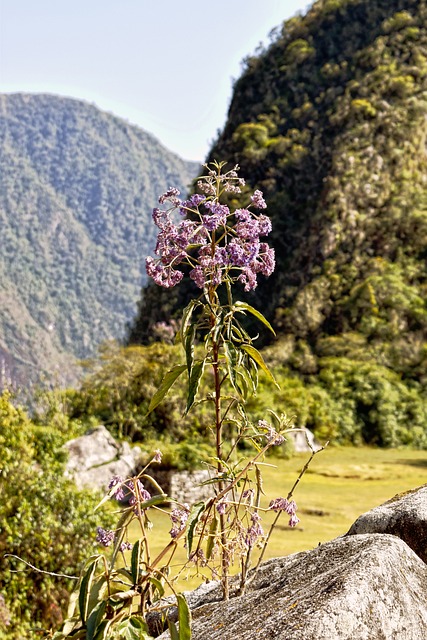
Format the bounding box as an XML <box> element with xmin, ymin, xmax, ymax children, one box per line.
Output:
<box><xmin>53</xmin><ymin>162</ymin><xmax>323</xmax><ymax>639</ymax></box>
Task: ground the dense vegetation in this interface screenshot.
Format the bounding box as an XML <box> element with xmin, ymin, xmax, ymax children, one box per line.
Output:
<box><xmin>0</xmin><ymin>93</ymin><xmax>199</xmax><ymax>389</ymax></box>
<box><xmin>128</xmin><ymin>0</ymin><xmax>427</xmax><ymax>447</ymax></box>
<box><xmin>0</xmin><ymin>391</ymin><xmax>114</xmax><ymax>638</ymax></box>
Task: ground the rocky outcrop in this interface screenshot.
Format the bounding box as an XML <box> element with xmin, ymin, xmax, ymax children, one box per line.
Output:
<box><xmin>346</xmin><ymin>483</ymin><xmax>427</xmax><ymax>563</ymax></box>
<box><xmin>64</xmin><ymin>425</ymin><xmax>142</xmax><ymax>491</ymax></box>
<box><xmin>158</xmin><ymin>534</ymin><xmax>427</xmax><ymax>639</ymax></box>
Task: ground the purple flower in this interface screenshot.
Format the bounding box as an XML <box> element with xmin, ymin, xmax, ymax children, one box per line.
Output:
<box><xmin>251</xmin><ymin>190</ymin><xmax>267</xmax><ymax>209</ymax></box>
<box><xmin>189</xmin><ymin>265</ymin><xmax>205</xmax><ymax>289</ymax></box>
<box><xmin>158</xmin><ymin>187</ymin><xmax>181</xmax><ymax>205</ymax></box>
<box><xmin>170</xmin><ymin>504</ymin><xmax>190</xmax><ymax>539</ymax></box>
<box><xmin>237</xmin><ymin>267</ymin><xmax>257</xmax><ymax>291</ymax></box>
<box><xmin>129</xmin><ymin>480</ymin><xmax>151</xmax><ymax>505</ymax></box>
<box><xmin>153</xmin><ymin>449</ymin><xmax>162</xmax><ymax>463</ymax></box>
<box><xmin>203</xmin><ymin>202</ymin><xmax>229</xmax><ymax>231</ymax></box>
<box><xmin>120</xmin><ymin>541</ymin><xmax>133</xmax><ymax>552</ymax></box>
<box><xmin>241</xmin><ymin>489</ymin><xmax>255</xmax><ymax>503</ymax></box>
<box><xmin>216</xmin><ymin>500</ymin><xmax>227</xmax><ymax>515</ymax></box>
<box><xmin>255</xmin><ymin>244</ymin><xmax>276</xmax><ymax>277</ymax></box>
<box><xmin>228</xmin><ymin>238</ymin><xmax>260</xmax><ymax>268</ymax></box>
<box><xmin>288</xmin><ymin>513</ymin><xmax>300</xmax><ymax>527</ymax></box>
<box><xmin>245</xmin><ymin>512</ymin><xmax>264</xmax><ymax>548</ymax></box>
<box><xmin>257</xmin><ymin>215</ymin><xmax>272</xmax><ymax>236</ymax></box>
<box><xmin>108</xmin><ymin>476</ymin><xmax>126</xmax><ymax>502</ymax></box>
<box><xmin>96</xmin><ymin>527</ymin><xmax>115</xmax><ymax>547</ymax></box>
<box><xmin>269</xmin><ymin>497</ymin><xmax>299</xmax><ymax>527</ymax></box>
<box><xmin>146</xmin><ymin>257</ymin><xmax>184</xmax><ymax>288</ymax></box>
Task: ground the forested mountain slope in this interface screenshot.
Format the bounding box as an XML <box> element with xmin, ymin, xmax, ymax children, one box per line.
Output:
<box><xmin>129</xmin><ymin>0</ymin><xmax>427</xmax><ymax>445</ymax></box>
<box><xmin>0</xmin><ymin>93</ymin><xmax>199</xmax><ymax>388</ymax></box>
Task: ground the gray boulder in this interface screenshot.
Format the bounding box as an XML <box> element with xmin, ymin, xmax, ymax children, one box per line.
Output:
<box><xmin>64</xmin><ymin>425</ymin><xmax>142</xmax><ymax>491</ymax></box>
<box><xmin>158</xmin><ymin>534</ymin><xmax>427</xmax><ymax>639</ymax></box>
<box><xmin>346</xmin><ymin>483</ymin><xmax>427</xmax><ymax>563</ymax></box>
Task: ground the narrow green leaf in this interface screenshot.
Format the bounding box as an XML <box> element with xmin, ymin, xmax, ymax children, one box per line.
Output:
<box><xmin>185</xmin><ymin>359</ymin><xmax>205</xmax><ymax>414</ymax></box>
<box><xmin>139</xmin><ymin>493</ymin><xmax>169</xmax><ymax>509</ymax></box>
<box><xmin>86</xmin><ymin>601</ymin><xmax>107</xmax><ymax>640</ymax></box>
<box><xmin>185</xmin><ymin>502</ymin><xmax>206</xmax><ymax>556</ymax></box>
<box><xmin>147</xmin><ymin>364</ymin><xmax>187</xmax><ymax>414</ymax></box>
<box><xmin>240</xmin><ymin>344</ymin><xmax>280</xmax><ymax>389</ymax></box>
<box><xmin>131</xmin><ymin>540</ymin><xmax>142</xmax><ymax>585</ymax></box>
<box><xmin>79</xmin><ymin>558</ymin><xmax>100</xmax><ymax>624</ymax></box>
<box><xmin>224</xmin><ymin>340</ymin><xmax>241</xmax><ymax>398</ymax></box>
<box><xmin>184</xmin><ymin>322</ymin><xmax>196</xmax><ymax>376</ymax></box>
<box><xmin>176</xmin><ymin>594</ymin><xmax>192</xmax><ymax>640</ymax></box>
<box><xmin>168</xmin><ymin>619</ymin><xmax>180</xmax><ymax>640</ymax></box>
<box><xmin>148</xmin><ymin>575</ymin><xmax>165</xmax><ymax>600</ymax></box>
<box><xmin>233</xmin><ymin>301</ymin><xmax>276</xmax><ymax>335</ymax></box>
<box><xmin>206</xmin><ymin>516</ymin><xmax>218</xmax><ymax>560</ymax></box>
<box><xmin>180</xmin><ymin>300</ymin><xmax>199</xmax><ymax>348</ymax></box>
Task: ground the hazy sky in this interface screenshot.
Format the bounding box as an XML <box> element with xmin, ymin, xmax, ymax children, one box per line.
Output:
<box><xmin>0</xmin><ymin>0</ymin><xmax>312</xmax><ymax>161</ymax></box>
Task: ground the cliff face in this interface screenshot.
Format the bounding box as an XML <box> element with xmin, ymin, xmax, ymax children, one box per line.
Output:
<box><xmin>0</xmin><ymin>93</ymin><xmax>199</xmax><ymax>387</ymax></box>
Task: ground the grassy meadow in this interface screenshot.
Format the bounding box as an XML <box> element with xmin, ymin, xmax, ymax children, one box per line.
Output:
<box><xmin>126</xmin><ymin>446</ymin><xmax>427</xmax><ymax>592</ymax></box>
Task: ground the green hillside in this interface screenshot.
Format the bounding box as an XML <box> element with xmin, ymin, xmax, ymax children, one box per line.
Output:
<box><xmin>128</xmin><ymin>0</ymin><xmax>427</xmax><ymax>445</ymax></box>
<box><xmin>0</xmin><ymin>93</ymin><xmax>199</xmax><ymax>388</ymax></box>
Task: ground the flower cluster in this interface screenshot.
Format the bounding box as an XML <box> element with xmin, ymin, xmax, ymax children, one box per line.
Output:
<box><xmin>108</xmin><ymin>476</ymin><xmax>151</xmax><ymax>505</ymax></box>
<box><xmin>96</xmin><ymin>527</ymin><xmax>132</xmax><ymax>552</ymax></box>
<box><xmin>269</xmin><ymin>497</ymin><xmax>300</xmax><ymax>527</ymax></box>
<box><xmin>169</xmin><ymin>504</ymin><xmax>190</xmax><ymax>539</ymax></box>
<box><xmin>146</xmin><ymin>163</ymin><xmax>275</xmax><ymax>291</ymax></box>
<box><xmin>245</xmin><ymin>512</ymin><xmax>264</xmax><ymax>548</ymax></box>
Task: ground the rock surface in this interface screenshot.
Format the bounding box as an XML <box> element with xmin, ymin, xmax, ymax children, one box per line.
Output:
<box><xmin>158</xmin><ymin>534</ymin><xmax>427</xmax><ymax>640</ymax></box>
<box><xmin>346</xmin><ymin>483</ymin><xmax>427</xmax><ymax>563</ymax></box>
<box><xmin>64</xmin><ymin>425</ymin><xmax>142</xmax><ymax>491</ymax></box>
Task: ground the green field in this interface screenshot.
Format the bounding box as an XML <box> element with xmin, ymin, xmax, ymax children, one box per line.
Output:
<box><xmin>127</xmin><ymin>446</ymin><xmax>427</xmax><ymax>591</ymax></box>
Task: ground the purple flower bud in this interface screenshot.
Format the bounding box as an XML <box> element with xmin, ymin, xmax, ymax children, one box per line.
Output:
<box><xmin>169</xmin><ymin>505</ymin><xmax>190</xmax><ymax>539</ymax></box>
<box><xmin>158</xmin><ymin>187</ymin><xmax>181</xmax><ymax>204</ymax></box>
<box><xmin>96</xmin><ymin>527</ymin><xmax>115</xmax><ymax>547</ymax></box>
<box><xmin>251</xmin><ymin>190</ymin><xmax>267</xmax><ymax>209</ymax></box>
<box><xmin>289</xmin><ymin>513</ymin><xmax>300</xmax><ymax>528</ymax></box>
<box><xmin>216</xmin><ymin>500</ymin><xmax>227</xmax><ymax>515</ymax></box>
<box><xmin>245</xmin><ymin>512</ymin><xmax>264</xmax><ymax>547</ymax></box>
<box><xmin>153</xmin><ymin>449</ymin><xmax>162</xmax><ymax>463</ymax></box>
<box><xmin>108</xmin><ymin>476</ymin><xmax>126</xmax><ymax>501</ymax></box>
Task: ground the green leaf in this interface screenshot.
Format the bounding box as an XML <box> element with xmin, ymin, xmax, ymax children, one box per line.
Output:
<box><xmin>148</xmin><ymin>575</ymin><xmax>165</xmax><ymax>600</ymax></box>
<box><xmin>184</xmin><ymin>323</ymin><xmax>196</xmax><ymax>376</ymax></box>
<box><xmin>117</xmin><ymin>615</ymin><xmax>153</xmax><ymax>640</ymax></box>
<box><xmin>168</xmin><ymin>620</ymin><xmax>180</xmax><ymax>640</ymax></box>
<box><xmin>180</xmin><ymin>300</ymin><xmax>199</xmax><ymax>348</ymax></box>
<box><xmin>233</xmin><ymin>301</ymin><xmax>276</xmax><ymax>335</ymax></box>
<box><xmin>240</xmin><ymin>344</ymin><xmax>280</xmax><ymax>389</ymax></box>
<box><xmin>185</xmin><ymin>359</ymin><xmax>206</xmax><ymax>414</ymax></box>
<box><xmin>176</xmin><ymin>594</ymin><xmax>192</xmax><ymax>640</ymax></box>
<box><xmin>79</xmin><ymin>557</ymin><xmax>100</xmax><ymax>624</ymax></box>
<box><xmin>185</xmin><ymin>501</ymin><xmax>206</xmax><ymax>555</ymax></box>
<box><xmin>131</xmin><ymin>539</ymin><xmax>142</xmax><ymax>585</ymax></box>
<box><xmin>86</xmin><ymin>601</ymin><xmax>107</xmax><ymax>640</ymax></box>
<box><xmin>206</xmin><ymin>515</ymin><xmax>218</xmax><ymax>560</ymax></box>
<box><xmin>147</xmin><ymin>364</ymin><xmax>187</xmax><ymax>414</ymax></box>
<box><xmin>224</xmin><ymin>340</ymin><xmax>242</xmax><ymax>398</ymax></box>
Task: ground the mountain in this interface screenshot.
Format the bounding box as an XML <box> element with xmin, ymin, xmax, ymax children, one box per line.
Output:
<box><xmin>0</xmin><ymin>93</ymin><xmax>199</xmax><ymax>389</ymax></box>
<box><xmin>128</xmin><ymin>0</ymin><xmax>427</xmax><ymax>445</ymax></box>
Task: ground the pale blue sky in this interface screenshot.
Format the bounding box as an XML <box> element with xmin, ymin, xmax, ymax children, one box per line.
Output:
<box><xmin>0</xmin><ymin>1</ymin><xmax>312</xmax><ymax>161</ymax></box>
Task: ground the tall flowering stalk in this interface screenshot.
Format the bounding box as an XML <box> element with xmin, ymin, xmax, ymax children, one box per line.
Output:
<box><xmin>53</xmin><ymin>162</ymin><xmax>323</xmax><ymax>640</ymax></box>
<box><xmin>146</xmin><ymin>162</ymin><xmax>286</xmax><ymax>598</ymax></box>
